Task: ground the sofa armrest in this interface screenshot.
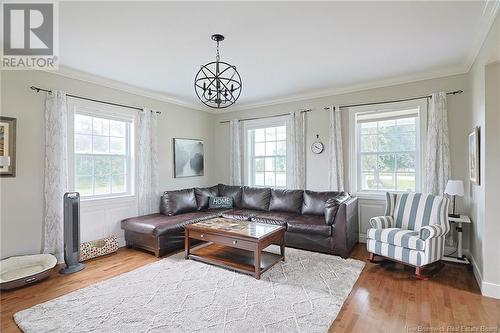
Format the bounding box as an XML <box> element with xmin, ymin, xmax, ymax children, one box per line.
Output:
<box><xmin>369</xmin><ymin>216</ymin><xmax>394</xmax><ymax>229</ymax></box>
<box><xmin>325</xmin><ymin>193</ymin><xmax>351</xmax><ymax>225</ymax></box>
<box><xmin>325</xmin><ymin>198</ymin><xmax>339</xmax><ymax>225</ymax></box>
<box><xmin>419</xmin><ymin>224</ymin><xmax>448</xmax><ymax>240</ymax></box>
<box><xmin>331</xmin><ymin>196</ymin><xmax>359</xmax><ymax>258</ymax></box>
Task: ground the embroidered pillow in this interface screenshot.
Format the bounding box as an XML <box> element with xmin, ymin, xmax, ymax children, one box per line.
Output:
<box><xmin>208</xmin><ymin>196</ymin><xmax>233</xmax><ymax>209</ymax></box>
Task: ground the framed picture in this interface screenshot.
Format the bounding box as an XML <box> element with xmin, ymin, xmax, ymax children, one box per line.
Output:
<box><xmin>468</xmin><ymin>126</ymin><xmax>480</xmax><ymax>185</ymax></box>
<box><xmin>0</xmin><ymin>116</ymin><xmax>16</xmax><ymax>177</ymax></box>
<box><xmin>173</xmin><ymin>138</ymin><xmax>204</xmax><ymax>178</ymax></box>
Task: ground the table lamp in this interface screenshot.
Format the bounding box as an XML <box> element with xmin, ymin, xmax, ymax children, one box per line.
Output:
<box><xmin>444</xmin><ymin>180</ymin><xmax>464</xmax><ymax>218</ymax></box>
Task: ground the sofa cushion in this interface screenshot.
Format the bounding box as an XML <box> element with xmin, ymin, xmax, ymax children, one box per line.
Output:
<box><xmin>269</xmin><ymin>189</ymin><xmax>303</xmax><ymax>214</ymax></box>
<box><xmin>160</xmin><ymin>188</ymin><xmax>198</xmax><ymax>216</ymax></box>
<box><xmin>221</xmin><ymin>209</ymin><xmax>259</xmax><ymax>221</ymax></box>
<box><xmin>287</xmin><ymin>215</ymin><xmax>332</xmax><ymax>237</ymax></box>
<box><xmin>121</xmin><ymin>211</ymin><xmax>224</xmax><ymax>236</ymax></box>
<box><xmin>241</xmin><ymin>186</ymin><xmax>271</xmax><ymax>211</ymax></box>
<box><xmin>251</xmin><ymin>211</ymin><xmax>297</xmax><ymax>226</ymax></box>
<box><xmin>367</xmin><ymin>228</ymin><xmax>424</xmax><ymax>251</ymax></box>
<box><xmin>194</xmin><ymin>185</ymin><xmax>219</xmax><ymax>210</ymax></box>
<box><xmin>218</xmin><ymin>184</ymin><xmax>243</xmax><ymax>208</ymax></box>
<box><xmin>302</xmin><ymin>190</ymin><xmax>343</xmax><ymax>216</ymax></box>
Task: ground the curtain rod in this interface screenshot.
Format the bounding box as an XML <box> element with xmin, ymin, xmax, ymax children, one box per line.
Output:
<box><xmin>324</xmin><ymin>90</ymin><xmax>463</xmax><ymax>110</ymax></box>
<box><xmin>219</xmin><ymin>89</ymin><xmax>463</xmax><ymax>124</ymax></box>
<box><xmin>29</xmin><ymin>86</ymin><xmax>162</xmax><ymax>114</ymax></box>
<box><xmin>219</xmin><ymin>109</ymin><xmax>312</xmax><ymax>124</ymax></box>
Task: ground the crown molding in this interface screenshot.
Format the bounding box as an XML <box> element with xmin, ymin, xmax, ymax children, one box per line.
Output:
<box><xmin>464</xmin><ymin>0</ymin><xmax>499</xmax><ymax>72</ymax></box>
<box><xmin>44</xmin><ymin>2</ymin><xmax>498</xmax><ymax>115</ymax></box>
<box><xmin>48</xmin><ymin>64</ymin><xmax>467</xmax><ymax>115</ymax></box>
<box><xmin>211</xmin><ymin>0</ymin><xmax>499</xmax><ymax>115</ymax></box>
<box><xmin>222</xmin><ymin>65</ymin><xmax>468</xmax><ymax>113</ymax></box>
<box><xmin>43</xmin><ymin>65</ymin><xmax>209</xmax><ymax>112</ymax></box>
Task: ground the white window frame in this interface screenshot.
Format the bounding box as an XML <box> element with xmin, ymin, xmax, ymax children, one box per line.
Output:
<box><xmin>67</xmin><ymin>98</ymin><xmax>137</xmax><ymax>201</ymax></box>
<box><xmin>243</xmin><ymin>116</ymin><xmax>291</xmax><ymax>188</ymax></box>
<box><xmin>348</xmin><ymin>99</ymin><xmax>427</xmax><ymax>199</ymax></box>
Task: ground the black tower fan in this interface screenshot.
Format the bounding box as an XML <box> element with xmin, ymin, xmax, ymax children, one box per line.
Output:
<box><xmin>60</xmin><ymin>192</ymin><xmax>85</xmax><ymax>274</ymax></box>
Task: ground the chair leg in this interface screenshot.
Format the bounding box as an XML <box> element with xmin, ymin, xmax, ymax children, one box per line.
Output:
<box><xmin>415</xmin><ymin>266</ymin><xmax>429</xmax><ymax>280</ymax></box>
<box><xmin>368</xmin><ymin>252</ymin><xmax>386</xmax><ymax>264</ymax></box>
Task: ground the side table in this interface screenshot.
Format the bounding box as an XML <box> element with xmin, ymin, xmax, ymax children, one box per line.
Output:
<box><xmin>442</xmin><ymin>214</ymin><xmax>471</xmax><ymax>264</ymax></box>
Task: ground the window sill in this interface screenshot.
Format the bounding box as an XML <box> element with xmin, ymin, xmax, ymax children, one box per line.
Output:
<box><xmin>352</xmin><ymin>192</ymin><xmax>387</xmax><ymax>201</ymax></box>
<box><xmin>80</xmin><ymin>195</ymin><xmax>137</xmax><ymax>207</ymax></box>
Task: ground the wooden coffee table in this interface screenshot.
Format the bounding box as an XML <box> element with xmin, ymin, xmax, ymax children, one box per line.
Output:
<box><xmin>185</xmin><ymin>217</ymin><xmax>285</xmax><ymax>279</ymax></box>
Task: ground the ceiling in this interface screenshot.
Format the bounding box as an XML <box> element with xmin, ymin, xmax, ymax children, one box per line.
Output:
<box><xmin>59</xmin><ymin>1</ymin><xmax>497</xmax><ymax>111</ymax></box>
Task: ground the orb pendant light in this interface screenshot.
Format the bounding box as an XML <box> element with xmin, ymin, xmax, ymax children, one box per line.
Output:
<box><xmin>194</xmin><ymin>34</ymin><xmax>242</xmax><ymax>109</ymax></box>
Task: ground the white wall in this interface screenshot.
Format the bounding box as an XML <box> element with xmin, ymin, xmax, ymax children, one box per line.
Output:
<box><xmin>0</xmin><ymin>65</ymin><xmax>478</xmax><ymax>270</ymax></box>
<box><xmin>0</xmin><ymin>70</ymin><xmax>216</xmax><ymax>259</ymax></box>
<box><xmin>0</xmin><ymin>15</ymin><xmax>497</xmax><ymax>299</ymax></box>
<box><xmin>483</xmin><ymin>61</ymin><xmax>500</xmax><ymax>297</ymax></box>
<box><xmin>468</xmin><ymin>12</ymin><xmax>500</xmax><ymax>298</ymax></box>
<box><xmin>213</xmin><ymin>74</ymin><xmax>471</xmax><ymax>244</ymax></box>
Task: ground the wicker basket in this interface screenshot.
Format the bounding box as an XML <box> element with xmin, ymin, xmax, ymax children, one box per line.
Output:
<box><xmin>80</xmin><ymin>236</ymin><xmax>118</xmax><ymax>261</ymax></box>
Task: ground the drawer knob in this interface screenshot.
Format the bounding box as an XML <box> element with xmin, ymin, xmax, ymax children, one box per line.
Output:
<box><xmin>232</xmin><ymin>240</ymin><xmax>237</xmax><ymax>244</ymax></box>
<box><xmin>200</xmin><ymin>234</ymin><xmax>204</xmax><ymax>238</ymax></box>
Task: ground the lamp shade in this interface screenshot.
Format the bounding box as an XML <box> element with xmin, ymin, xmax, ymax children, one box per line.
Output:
<box><xmin>0</xmin><ymin>156</ymin><xmax>10</xmax><ymax>167</ymax></box>
<box><xmin>445</xmin><ymin>180</ymin><xmax>464</xmax><ymax>196</ymax></box>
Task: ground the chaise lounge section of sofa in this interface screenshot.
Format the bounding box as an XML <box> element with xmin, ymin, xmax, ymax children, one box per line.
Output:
<box><xmin>121</xmin><ymin>184</ymin><xmax>358</xmax><ymax>258</ymax></box>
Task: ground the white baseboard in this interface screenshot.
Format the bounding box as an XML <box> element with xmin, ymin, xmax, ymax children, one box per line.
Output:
<box><xmin>482</xmin><ymin>281</ymin><xmax>500</xmax><ymax>299</ymax></box>
<box><xmin>469</xmin><ymin>252</ymin><xmax>483</xmax><ymax>290</ymax></box>
<box><xmin>469</xmin><ymin>253</ymin><xmax>500</xmax><ymax>299</ymax></box>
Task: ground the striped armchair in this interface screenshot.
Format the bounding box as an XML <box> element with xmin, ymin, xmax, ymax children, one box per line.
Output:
<box><xmin>366</xmin><ymin>192</ymin><xmax>450</xmax><ymax>279</ymax></box>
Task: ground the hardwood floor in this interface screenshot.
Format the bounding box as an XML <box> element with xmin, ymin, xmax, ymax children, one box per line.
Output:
<box><xmin>329</xmin><ymin>245</ymin><xmax>500</xmax><ymax>333</ymax></box>
<box><xmin>1</xmin><ymin>244</ymin><xmax>499</xmax><ymax>333</ymax></box>
<box><xmin>1</xmin><ymin>248</ymin><xmax>159</xmax><ymax>333</ymax></box>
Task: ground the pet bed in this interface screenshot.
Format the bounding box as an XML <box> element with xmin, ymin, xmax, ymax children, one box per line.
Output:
<box><xmin>0</xmin><ymin>254</ymin><xmax>57</xmax><ymax>290</ymax></box>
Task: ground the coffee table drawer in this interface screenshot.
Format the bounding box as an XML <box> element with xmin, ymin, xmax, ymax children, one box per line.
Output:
<box><xmin>189</xmin><ymin>230</ymin><xmax>255</xmax><ymax>251</ymax></box>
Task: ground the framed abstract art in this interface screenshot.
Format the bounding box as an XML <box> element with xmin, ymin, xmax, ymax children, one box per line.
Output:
<box><xmin>173</xmin><ymin>138</ymin><xmax>204</xmax><ymax>178</ymax></box>
<box><xmin>0</xmin><ymin>116</ymin><xmax>16</xmax><ymax>177</ymax></box>
<box><xmin>468</xmin><ymin>126</ymin><xmax>480</xmax><ymax>185</ymax></box>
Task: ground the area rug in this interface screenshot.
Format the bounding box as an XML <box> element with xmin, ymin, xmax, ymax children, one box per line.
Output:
<box><xmin>14</xmin><ymin>246</ymin><xmax>365</xmax><ymax>333</ymax></box>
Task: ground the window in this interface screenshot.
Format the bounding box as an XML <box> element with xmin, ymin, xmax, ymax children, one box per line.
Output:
<box><xmin>350</xmin><ymin>100</ymin><xmax>426</xmax><ymax>195</ymax></box>
<box><xmin>69</xmin><ymin>103</ymin><xmax>135</xmax><ymax>199</ymax></box>
<box><xmin>244</xmin><ymin>119</ymin><xmax>288</xmax><ymax>188</ymax></box>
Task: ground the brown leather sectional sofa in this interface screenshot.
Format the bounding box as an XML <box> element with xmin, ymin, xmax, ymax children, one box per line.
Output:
<box><xmin>121</xmin><ymin>184</ymin><xmax>359</xmax><ymax>258</ymax></box>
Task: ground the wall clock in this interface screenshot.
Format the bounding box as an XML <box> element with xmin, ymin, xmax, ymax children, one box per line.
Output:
<box><xmin>311</xmin><ymin>135</ymin><xmax>324</xmax><ymax>154</ymax></box>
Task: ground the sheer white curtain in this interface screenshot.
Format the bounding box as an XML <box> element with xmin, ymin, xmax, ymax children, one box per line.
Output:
<box><xmin>288</xmin><ymin>111</ymin><xmax>306</xmax><ymax>189</ymax></box>
<box><xmin>424</xmin><ymin>92</ymin><xmax>450</xmax><ymax>195</ymax></box>
<box><xmin>137</xmin><ymin>108</ymin><xmax>159</xmax><ymax>215</ymax></box>
<box><xmin>328</xmin><ymin>106</ymin><xmax>345</xmax><ymax>191</ymax></box>
<box><xmin>43</xmin><ymin>90</ymin><xmax>68</xmax><ymax>263</ymax></box>
<box><xmin>229</xmin><ymin>119</ymin><xmax>242</xmax><ymax>185</ymax></box>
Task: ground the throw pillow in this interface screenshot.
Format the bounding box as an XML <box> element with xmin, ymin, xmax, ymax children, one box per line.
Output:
<box><xmin>160</xmin><ymin>188</ymin><xmax>198</xmax><ymax>216</ymax></box>
<box><xmin>195</xmin><ymin>185</ymin><xmax>219</xmax><ymax>210</ymax></box>
<box><xmin>208</xmin><ymin>196</ymin><xmax>233</xmax><ymax>209</ymax></box>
